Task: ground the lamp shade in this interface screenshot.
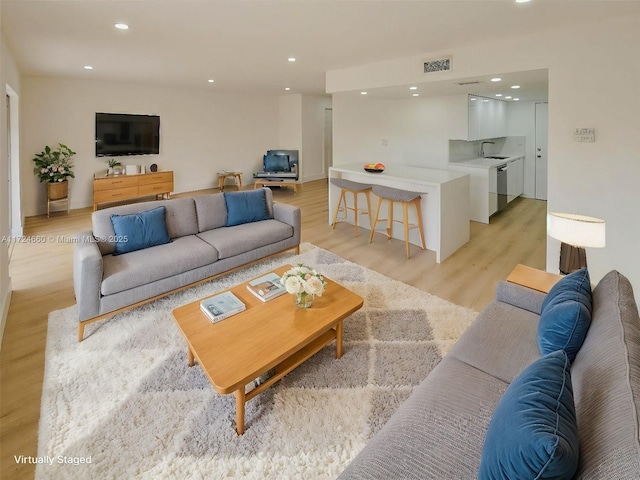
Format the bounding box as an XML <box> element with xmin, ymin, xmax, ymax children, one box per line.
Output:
<box><xmin>547</xmin><ymin>212</ymin><xmax>606</xmax><ymax>248</ymax></box>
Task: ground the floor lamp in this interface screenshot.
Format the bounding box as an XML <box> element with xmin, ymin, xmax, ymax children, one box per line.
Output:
<box><xmin>547</xmin><ymin>212</ymin><xmax>606</xmax><ymax>275</ymax></box>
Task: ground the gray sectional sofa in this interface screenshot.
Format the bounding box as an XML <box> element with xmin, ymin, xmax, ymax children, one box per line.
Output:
<box><xmin>339</xmin><ymin>270</ymin><xmax>640</xmax><ymax>479</ymax></box>
<box><xmin>73</xmin><ymin>188</ymin><xmax>300</xmax><ymax>341</ymax></box>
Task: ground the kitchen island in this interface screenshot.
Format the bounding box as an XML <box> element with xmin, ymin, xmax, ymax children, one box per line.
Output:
<box><xmin>328</xmin><ymin>163</ymin><xmax>470</xmax><ymax>263</ymax></box>
<box><xmin>449</xmin><ymin>155</ymin><xmax>524</xmax><ymax>223</ymax></box>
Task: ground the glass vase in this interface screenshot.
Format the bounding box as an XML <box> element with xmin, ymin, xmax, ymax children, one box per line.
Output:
<box><xmin>294</xmin><ymin>292</ymin><xmax>314</xmax><ymax>308</ymax></box>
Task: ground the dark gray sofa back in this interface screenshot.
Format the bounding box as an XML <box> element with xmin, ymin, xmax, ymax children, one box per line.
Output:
<box><xmin>92</xmin><ymin>197</ymin><xmax>198</xmax><ymax>256</ymax></box>
<box><xmin>571</xmin><ymin>270</ymin><xmax>640</xmax><ymax>478</ymax></box>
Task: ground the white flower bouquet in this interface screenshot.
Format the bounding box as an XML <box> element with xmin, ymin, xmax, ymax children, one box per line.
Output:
<box><xmin>280</xmin><ymin>264</ymin><xmax>327</xmax><ymax>308</ymax></box>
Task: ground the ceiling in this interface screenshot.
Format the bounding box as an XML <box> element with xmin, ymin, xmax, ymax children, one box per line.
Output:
<box><xmin>2</xmin><ymin>1</ymin><xmax>640</xmax><ymax>101</ymax></box>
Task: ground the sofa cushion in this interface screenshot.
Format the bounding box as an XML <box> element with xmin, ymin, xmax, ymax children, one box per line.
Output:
<box><xmin>224</xmin><ymin>189</ymin><xmax>271</xmax><ymax>226</ymax></box>
<box><xmin>110</xmin><ymin>206</ymin><xmax>171</xmax><ymax>255</ymax></box>
<box><xmin>93</xmin><ymin>197</ymin><xmax>198</xmax><ymax>256</ymax></box>
<box><xmin>538</xmin><ymin>268</ymin><xmax>592</xmax><ymax>362</ymax></box>
<box><xmin>570</xmin><ymin>270</ymin><xmax>640</xmax><ymax>478</ymax></box>
<box><xmin>478</xmin><ymin>350</ymin><xmax>579</xmax><ymax>480</ymax></box>
<box><xmin>196</xmin><ymin>220</ymin><xmax>293</xmax><ymax>259</ymax></box>
<box><xmin>193</xmin><ymin>193</ymin><xmax>227</xmax><ymax>232</ymax></box>
<box><xmin>101</xmin><ymin>235</ymin><xmax>219</xmax><ymax>295</ymax></box>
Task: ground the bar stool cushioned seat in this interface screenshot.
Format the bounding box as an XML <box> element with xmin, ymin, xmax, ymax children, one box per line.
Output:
<box><xmin>369</xmin><ymin>185</ymin><xmax>426</xmax><ymax>258</ymax></box>
<box><xmin>330</xmin><ymin>178</ymin><xmax>373</xmax><ymax>237</ymax></box>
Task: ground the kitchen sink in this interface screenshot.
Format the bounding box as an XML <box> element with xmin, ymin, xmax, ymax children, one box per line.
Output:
<box><xmin>484</xmin><ymin>156</ymin><xmax>509</xmax><ymax>159</ymax></box>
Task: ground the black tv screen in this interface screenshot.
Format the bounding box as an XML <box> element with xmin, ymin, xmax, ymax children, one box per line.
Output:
<box><xmin>263</xmin><ymin>154</ymin><xmax>290</xmax><ymax>172</ymax></box>
<box><xmin>95</xmin><ymin>113</ymin><xmax>160</xmax><ymax>156</ymax></box>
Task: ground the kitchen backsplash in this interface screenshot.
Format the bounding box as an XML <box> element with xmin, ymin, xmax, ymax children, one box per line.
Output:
<box><xmin>449</xmin><ymin>136</ymin><xmax>525</xmax><ymax>162</ymax></box>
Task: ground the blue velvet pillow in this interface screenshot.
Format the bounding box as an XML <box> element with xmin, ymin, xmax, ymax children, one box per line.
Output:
<box><xmin>110</xmin><ymin>206</ymin><xmax>171</xmax><ymax>255</ymax></box>
<box><xmin>224</xmin><ymin>189</ymin><xmax>271</xmax><ymax>227</ymax></box>
<box><xmin>538</xmin><ymin>268</ymin><xmax>592</xmax><ymax>362</ymax></box>
<box><xmin>478</xmin><ymin>350</ymin><xmax>579</xmax><ymax>480</ymax></box>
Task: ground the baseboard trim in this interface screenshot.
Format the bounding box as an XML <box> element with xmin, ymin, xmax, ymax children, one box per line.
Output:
<box><xmin>302</xmin><ymin>173</ymin><xmax>327</xmax><ymax>182</ymax></box>
<box><xmin>0</xmin><ymin>278</ymin><xmax>12</xmax><ymax>350</ymax></box>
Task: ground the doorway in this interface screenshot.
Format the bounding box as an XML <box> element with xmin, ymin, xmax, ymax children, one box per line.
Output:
<box><xmin>535</xmin><ymin>102</ymin><xmax>548</xmax><ymax>201</ymax></box>
<box><xmin>6</xmin><ymin>85</ymin><xmax>21</xmax><ymax>240</ymax></box>
<box><xmin>323</xmin><ymin>108</ymin><xmax>333</xmax><ymax>177</ymax></box>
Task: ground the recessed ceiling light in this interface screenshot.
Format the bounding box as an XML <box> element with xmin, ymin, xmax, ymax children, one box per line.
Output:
<box><xmin>114</xmin><ymin>23</ymin><xmax>129</xmax><ymax>30</ymax></box>
<box><xmin>288</xmin><ymin>57</ymin><xmax>296</xmax><ymax>62</ymax></box>
<box><xmin>495</xmin><ymin>94</ymin><xmax>503</xmax><ymax>97</ymax></box>
<box><xmin>285</xmin><ymin>87</ymin><xmax>291</xmax><ymax>91</ymax></box>
<box><xmin>360</xmin><ymin>91</ymin><xmax>367</xmax><ymax>95</ymax></box>
<box><xmin>470</xmin><ymin>97</ymin><xmax>477</xmax><ymax>101</ymax></box>
<box><xmin>511</xmin><ymin>85</ymin><xmax>521</xmax><ymax>89</ymax></box>
<box><xmin>491</xmin><ymin>77</ymin><xmax>502</xmax><ymax>82</ymax></box>
<box><xmin>505</xmin><ymin>96</ymin><xmax>512</xmax><ymax>99</ymax></box>
<box><xmin>515</xmin><ymin>0</ymin><xmax>531</xmax><ymax>3</ymax></box>
<box><xmin>514</xmin><ymin>98</ymin><xmax>520</xmax><ymax>101</ymax></box>
<box><xmin>409</xmin><ymin>86</ymin><xmax>418</xmax><ymax>90</ymax></box>
<box><xmin>83</xmin><ymin>65</ymin><xmax>93</xmax><ymax>70</ymax></box>
<box><xmin>412</xmin><ymin>93</ymin><xmax>419</xmax><ymax>97</ymax></box>
<box><xmin>207</xmin><ymin>79</ymin><xmax>214</xmax><ymax>83</ymax></box>
<box><xmin>482</xmin><ymin>99</ymin><xmax>490</xmax><ymax>102</ymax></box>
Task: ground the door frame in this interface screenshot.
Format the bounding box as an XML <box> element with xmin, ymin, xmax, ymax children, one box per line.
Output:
<box><xmin>6</xmin><ymin>85</ymin><xmax>22</xmax><ymax>238</ymax></box>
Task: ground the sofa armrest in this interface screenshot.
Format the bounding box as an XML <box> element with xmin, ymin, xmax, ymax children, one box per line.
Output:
<box><xmin>73</xmin><ymin>231</ymin><xmax>103</xmax><ymax>322</ymax></box>
<box><xmin>495</xmin><ymin>280</ymin><xmax>545</xmax><ymax>315</ymax></box>
<box><xmin>273</xmin><ymin>203</ymin><xmax>301</xmax><ymax>244</ymax></box>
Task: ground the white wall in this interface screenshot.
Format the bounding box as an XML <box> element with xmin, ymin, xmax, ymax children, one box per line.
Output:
<box><xmin>277</xmin><ymin>93</ymin><xmax>303</xmax><ymax>176</ymax></box>
<box><xmin>327</xmin><ymin>15</ymin><xmax>640</xmax><ymax>294</ymax></box>
<box><xmin>22</xmin><ymin>77</ymin><xmax>280</xmax><ymax>214</ymax></box>
<box><xmin>332</xmin><ymin>93</ymin><xmax>457</xmax><ymax>170</ymax></box>
<box><xmin>1</xmin><ymin>34</ymin><xmax>21</xmax><ymax>346</ymax></box>
<box><xmin>301</xmin><ymin>94</ymin><xmax>332</xmax><ymax>181</ymax></box>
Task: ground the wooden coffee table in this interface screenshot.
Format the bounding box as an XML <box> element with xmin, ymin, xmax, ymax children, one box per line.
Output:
<box><xmin>171</xmin><ymin>265</ymin><xmax>364</xmax><ymax>434</ymax></box>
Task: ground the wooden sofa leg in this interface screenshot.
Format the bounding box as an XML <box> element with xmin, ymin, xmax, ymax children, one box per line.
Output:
<box><xmin>295</xmin><ymin>245</ymin><xmax>300</xmax><ymax>255</ymax></box>
<box><xmin>78</xmin><ymin>322</ymin><xmax>85</xmax><ymax>342</ymax></box>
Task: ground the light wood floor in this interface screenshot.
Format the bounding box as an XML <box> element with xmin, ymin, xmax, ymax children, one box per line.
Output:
<box><xmin>0</xmin><ymin>179</ymin><xmax>546</xmax><ymax>479</ymax></box>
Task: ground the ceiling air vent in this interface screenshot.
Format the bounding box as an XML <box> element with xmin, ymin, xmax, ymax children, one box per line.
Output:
<box><xmin>455</xmin><ymin>80</ymin><xmax>483</xmax><ymax>86</ymax></box>
<box><xmin>423</xmin><ymin>56</ymin><xmax>452</xmax><ymax>74</ymax></box>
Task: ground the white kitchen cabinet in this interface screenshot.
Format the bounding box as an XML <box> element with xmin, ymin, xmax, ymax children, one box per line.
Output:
<box><xmin>507</xmin><ymin>157</ymin><xmax>524</xmax><ymax>202</ymax></box>
<box><xmin>450</xmin><ymin>95</ymin><xmax>507</xmax><ymax>141</ymax></box>
<box><xmin>448</xmin><ymin>155</ymin><xmax>524</xmax><ymax>224</ymax></box>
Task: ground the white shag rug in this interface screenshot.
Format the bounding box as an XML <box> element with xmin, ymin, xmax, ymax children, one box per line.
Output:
<box><xmin>36</xmin><ymin>244</ymin><xmax>477</xmax><ymax>479</ymax></box>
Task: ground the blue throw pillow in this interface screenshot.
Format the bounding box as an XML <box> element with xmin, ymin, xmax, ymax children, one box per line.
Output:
<box><xmin>538</xmin><ymin>268</ymin><xmax>592</xmax><ymax>362</ymax></box>
<box><xmin>542</xmin><ymin>267</ymin><xmax>592</xmax><ymax>313</ymax></box>
<box><xmin>478</xmin><ymin>350</ymin><xmax>579</xmax><ymax>480</ymax></box>
<box><xmin>224</xmin><ymin>189</ymin><xmax>271</xmax><ymax>227</ymax></box>
<box><xmin>110</xmin><ymin>206</ymin><xmax>171</xmax><ymax>255</ymax></box>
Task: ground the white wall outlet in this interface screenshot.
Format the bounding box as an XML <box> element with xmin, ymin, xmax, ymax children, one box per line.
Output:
<box><xmin>574</xmin><ymin>128</ymin><xmax>595</xmax><ymax>142</ymax></box>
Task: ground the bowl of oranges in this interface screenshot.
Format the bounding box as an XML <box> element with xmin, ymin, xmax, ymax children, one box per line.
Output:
<box><xmin>364</xmin><ymin>163</ymin><xmax>385</xmax><ymax>173</ymax></box>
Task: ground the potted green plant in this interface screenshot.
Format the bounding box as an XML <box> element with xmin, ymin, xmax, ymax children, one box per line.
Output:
<box><xmin>32</xmin><ymin>143</ymin><xmax>76</xmax><ymax>200</ymax></box>
<box><xmin>106</xmin><ymin>158</ymin><xmax>123</xmax><ymax>175</ymax></box>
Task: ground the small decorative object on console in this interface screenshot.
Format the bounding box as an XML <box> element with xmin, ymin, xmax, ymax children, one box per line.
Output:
<box><xmin>280</xmin><ymin>264</ymin><xmax>327</xmax><ymax>308</ymax></box>
<box><xmin>364</xmin><ymin>163</ymin><xmax>385</xmax><ymax>173</ymax></box>
<box><xmin>149</xmin><ymin>163</ymin><xmax>158</xmax><ymax>172</ymax></box>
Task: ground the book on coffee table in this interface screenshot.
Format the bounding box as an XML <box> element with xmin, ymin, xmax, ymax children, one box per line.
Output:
<box><xmin>246</xmin><ymin>272</ymin><xmax>286</xmax><ymax>302</ymax></box>
<box><xmin>200</xmin><ymin>291</ymin><xmax>245</xmax><ymax>323</ymax></box>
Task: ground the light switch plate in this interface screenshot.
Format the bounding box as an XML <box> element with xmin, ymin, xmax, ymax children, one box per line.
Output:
<box><xmin>574</xmin><ymin>128</ymin><xmax>595</xmax><ymax>142</ymax></box>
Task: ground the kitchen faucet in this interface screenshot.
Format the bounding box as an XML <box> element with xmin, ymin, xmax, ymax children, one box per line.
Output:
<box><xmin>480</xmin><ymin>141</ymin><xmax>495</xmax><ymax>158</ymax></box>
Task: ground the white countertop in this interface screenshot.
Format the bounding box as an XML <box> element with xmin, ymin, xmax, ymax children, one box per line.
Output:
<box><xmin>330</xmin><ymin>163</ymin><xmax>468</xmax><ymax>186</ymax></box>
<box><xmin>448</xmin><ymin>155</ymin><xmax>522</xmax><ymax>169</ymax></box>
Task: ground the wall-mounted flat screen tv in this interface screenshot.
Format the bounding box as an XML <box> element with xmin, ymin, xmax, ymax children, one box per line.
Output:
<box><xmin>95</xmin><ymin>112</ymin><xmax>160</xmax><ymax>156</ymax></box>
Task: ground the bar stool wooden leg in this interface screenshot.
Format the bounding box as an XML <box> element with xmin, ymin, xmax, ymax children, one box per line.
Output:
<box><xmin>364</xmin><ymin>190</ymin><xmax>373</xmax><ymax>231</ymax></box>
<box><xmin>332</xmin><ymin>190</ymin><xmax>346</xmax><ymax>229</ymax></box>
<box><xmin>353</xmin><ymin>191</ymin><xmax>359</xmax><ymax>237</ymax></box>
<box><xmin>369</xmin><ymin>197</ymin><xmax>384</xmax><ymax>244</ymax></box>
<box><xmin>386</xmin><ymin>199</ymin><xmax>394</xmax><ymax>241</ymax></box>
<box><xmin>403</xmin><ymin>202</ymin><xmax>411</xmax><ymax>258</ymax></box>
<box><xmin>413</xmin><ymin>197</ymin><xmax>426</xmax><ymax>250</ymax></box>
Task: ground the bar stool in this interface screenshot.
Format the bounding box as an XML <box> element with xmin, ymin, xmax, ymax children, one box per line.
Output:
<box><xmin>369</xmin><ymin>185</ymin><xmax>426</xmax><ymax>259</ymax></box>
<box><xmin>330</xmin><ymin>178</ymin><xmax>373</xmax><ymax>237</ymax></box>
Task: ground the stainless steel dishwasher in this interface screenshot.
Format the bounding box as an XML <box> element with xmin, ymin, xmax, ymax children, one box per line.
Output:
<box><xmin>497</xmin><ymin>164</ymin><xmax>508</xmax><ymax>212</ymax></box>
